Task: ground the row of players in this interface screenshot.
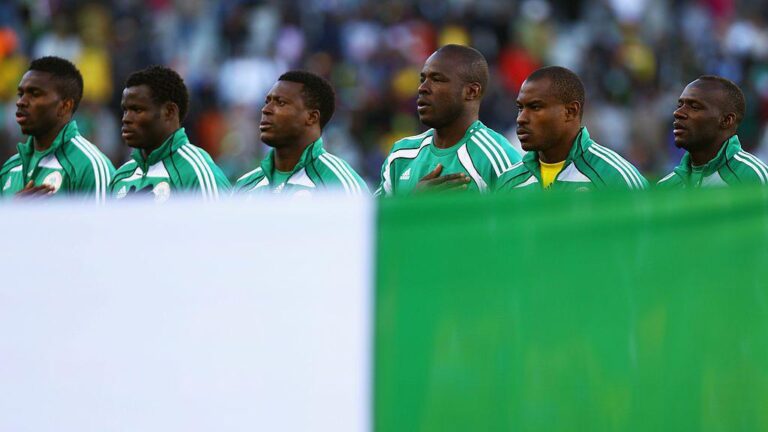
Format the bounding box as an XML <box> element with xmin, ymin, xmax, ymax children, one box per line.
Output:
<box><xmin>2</xmin><ymin>45</ymin><xmax>767</xmax><ymax>203</ymax></box>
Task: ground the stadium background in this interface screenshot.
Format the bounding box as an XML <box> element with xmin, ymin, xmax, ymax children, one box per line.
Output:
<box><xmin>2</xmin><ymin>0</ymin><xmax>768</xmax><ymax>184</ymax></box>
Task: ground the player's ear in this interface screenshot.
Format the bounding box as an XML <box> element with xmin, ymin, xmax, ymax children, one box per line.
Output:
<box><xmin>465</xmin><ymin>82</ymin><xmax>482</xmax><ymax>101</ymax></box>
<box><xmin>720</xmin><ymin>112</ymin><xmax>736</xmax><ymax>130</ymax></box>
<box><xmin>163</xmin><ymin>102</ymin><xmax>179</xmax><ymax>122</ymax></box>
<box><xmin>564</xmin><ymin>101</ymin><xmax>581</xmax><ymax>122</ymax></box>
<box><xmin>306</xmin><ymin>109</ymin><xmax>321</xmax><ymax>126</ymax></box>
<box><xmin>58</xmin><ymin>98</ymin><xmax>75</xmax><ymax>118</ymax></box>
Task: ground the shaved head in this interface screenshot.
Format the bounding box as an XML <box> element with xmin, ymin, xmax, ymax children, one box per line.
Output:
<box><xmin>691</xmin><ymin>75</ymin><xmax>745</xmax><ymax>127</ymax></box>
<box><xmin>433</xmin><ymin>44</ymin><xmax>489</xmax><ymax>97</ymax></box>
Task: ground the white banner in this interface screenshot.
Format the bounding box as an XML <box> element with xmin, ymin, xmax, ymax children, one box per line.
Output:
<box><xmin>0</xmin><ymin>196</ymin><xmax>373</xmax><ymax>432</ymax></box>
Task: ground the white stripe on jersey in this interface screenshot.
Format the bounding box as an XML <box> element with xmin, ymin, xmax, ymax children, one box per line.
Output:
<box><xmin>457</xmin><ymin>144</ymin><xmax>488</xmax><ymax>192</ymax></box>
<box><xmin>237</xmin><ymin>167</ymin><xmax>263</xmax><ymax>182</ymax></box>
<box><xmin>470</xmin><ymin>136</ymin><xmax>502</xmax><ymax>177</ymax></box>
<box><xmin>590</xmin><ymin>143</ymin><xmax>644</xmax><ymax>189</ymax></box>
<box><xmin>319</xmin><ymin>154</ymin><xmax>351</xmax><ymax>195</ymax></box>
<box><xmin>476</xmin><ymin>129</ymin><xmax>512</xmax><ymax>171</ymax></box>
<box><xmin>71</xmin><ymin>137</ymin><xmax>104</xmax><ymax>203</ymax></box>
<box><xmin>657</xmin><ymin>172</ymin><xmax>676</xmax><ymax>184</ymax></box>
<box><xmin>382</xmin><ymin>136</ymin><xmax>432</xmax><ymax>195</ymax></box>
<box><xmin>737</xmin><ymin>151</ymin><xmax>768</xmax><ymax>181</ymax></box>
<box><xmin>323</xmin><ymin>153</ymin><xmax>362</xmax><ymax>195</ymax></box>
<box><xmin>587</xmin><ymin>146</ymin><xmax>634</xmax><ymax>189</ymax></box>
<box><xmin>183</xmin><ymin>144</ymin><xmax>219</xmax><ymax>199</ymax></box>
<box><xmin>734</xmin><ymin>153</ymin><xmax>767</xmax><ymax>184</ymax></box>
<box><xmin>177</xmin><ymin>146</ymin><xmax>209</xmax><ymax>201</ymax></box>
<box><xmin>515</xmin><ymin>175</ymin><xmax>539</xmax><ymax>188</ymax></box>
<box><xmin>74</xmin><ymin>136</ymin><xmax>111</xmax><ymax>202</ymax></box>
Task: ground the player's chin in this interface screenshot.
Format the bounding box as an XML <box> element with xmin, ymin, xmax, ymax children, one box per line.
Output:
<box><xmin>418</xmin><ymin>112</ymin><xmax>438</xmax><ymax>128</ymax></box>
<box><xmin>672</xmin><ymin>136</ymin><xmax>688</xmax><ymax>149</ymax></box>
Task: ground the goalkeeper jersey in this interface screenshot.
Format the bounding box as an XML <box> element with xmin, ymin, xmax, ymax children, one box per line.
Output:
<box><xmin>499</xmin><ymin>127</ymin><xmax>648</xmax><ymax>191</ymax></box>
<box><xmin>233</xmin><ymin>137</ymin><xmax>368</xmax><ymax>196</ymax></box>
<box><xmin>375</xmin><ymin>120</ymin><xmax>521</xmax><ymax>196</ymax></box>
<box><xmin>110</xmin><ymin>128</ymin><xmax>230</xmax><ymax>203</ymax></box>
<box><xmin>656</xmin><ymin>135</ymin><xmax>768</xmax><ymax>188</ymax></box>
<box><xmin>0</xmin><ymin>120</ymin><xmax>114</xmax><ymax>202</ymax></box>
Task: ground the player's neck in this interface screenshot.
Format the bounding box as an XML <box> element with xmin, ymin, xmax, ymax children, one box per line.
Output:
<box><xmin>433</xmin><ymin>114</ymin><xmax>477</xmax><ymax>149</ymax></box>
<box><xmin>690</xmin><ymin>133</ymin><xmax>732</xmax><ymax>166</ymax></box>
<box><xmin>273</xmin><ymin>134</ymin><xmax>318</xmax><ymax>172</ymax></box>
<box><xmin>539</xmin><ymin>129</ymin><xmax>578</xmax><ymax>164</ymax></box>
<box><xmin>32</xmin><ymin>120</ymin><xmax>68</xmax><ymax>152</ymax></box>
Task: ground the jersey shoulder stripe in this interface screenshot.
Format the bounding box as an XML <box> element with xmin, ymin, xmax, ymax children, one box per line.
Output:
<box><xmin>323</xmin><ymin>152</ymin><xmax>365</xmax><ymax>194</ymax></box>
<box><xmin>586</xmin><ymin>144</ymin><xmax>643</xmax><ymax>189</ymax></box>
<box><xmin>733</xmin><ymin>152</ymin><xmax>767</xmax><ymax>184</ymax></box>
<box><xmin>737</xmin><ymin>151</ymin><xmax>768</xmax><ymax>181</ymax></box>
<box><xmin>70</xmin><ymin>136</ymin><xmax>107</xmax><ymax>203</ymax></box>
<box><xmin>475</xmin><ymin>128</ymin><xmax>513</xmax><ymax>171</ymax></box>
<box><xmin>177</xmin><ymin>145</ymin><xmax>211</xmax><ymax>201</ymax></box>
<box><xmin>318</xmin><ymin>153</ymin><xmax>353</xmax><ymax>195</ymax></box>
<box><xmin>237</xmin><ymin>167</ymin><xmax>263</xmax><ymax>182</ymax></box>
<box><xmin>183</xmin><ymin>144</ymin><xmax>220</xmax><ymax>199</ymax></box>
<box><xmin>74</xmin><ymin>135</ymin><xmax>112</xmax><ymax>201</ymax></box>
<box><xmin>382</xmin><ymin>136</ymin><xmax>432</xmax><ymax>195</ymax></box>
<box><xmin>457</xmin><ymin>144</ymin><xmax>488</xmax><ymax>192</ymax></box>
<box><xmin>590</xmin><ymin>143</ymin><xmax>645</xmax><ymax>188</ymax></box>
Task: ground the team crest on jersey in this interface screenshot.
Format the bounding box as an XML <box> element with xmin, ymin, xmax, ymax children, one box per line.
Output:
<box><xmin>116</xmin><ymin>186</ymin><xmax>128</xmax><ymax>199</ymax></box>
<box><xmin>152</xmin><ymin>182</ymin><xmax>171</xmax><ymax>203</ymax></box>
<box><xmin>43</xmin><ymin>171</ymin><xmax>63</xmax><ymax>193</ymax></box>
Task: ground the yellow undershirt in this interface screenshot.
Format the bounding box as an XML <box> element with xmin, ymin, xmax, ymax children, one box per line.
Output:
<box><xmin>540</xmin><ymin>160</ymin><xmax>566</xmax><ymax>189</ymax></box>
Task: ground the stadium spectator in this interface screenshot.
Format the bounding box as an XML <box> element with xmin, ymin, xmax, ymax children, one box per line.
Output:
<box><xmin>657</xmin><ymin>76</ymin><xmax>768</xmax><ymax>187</ymax></box>
<box><xmin>0</xmin><ymin>56</ymin><xmax>114</xmax><ymax>201</ymax></box>
<box><xmin>500</xmin><ymin>66</ymin><xmax>647</xmax><ymax>190</ymax></box>
<box><xmin>375</xmin><ymin>44</ymin><xmax>521</xmax><ymax>196</ymax></box>
<box><xmin>233</xmin><ymin>71</ymin><xmax>368</xmax><ymax>196</ymax></box>
<box><xmin>110</xmin><ymin>66</ymin><xmax>230</xmax><ymax>203</ymax></box>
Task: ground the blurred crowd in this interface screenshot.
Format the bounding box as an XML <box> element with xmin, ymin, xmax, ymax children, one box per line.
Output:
<box><xmin>2</xmin><ymin>0</ymin><xmax>768</xmax><ymax>183</ymax></box>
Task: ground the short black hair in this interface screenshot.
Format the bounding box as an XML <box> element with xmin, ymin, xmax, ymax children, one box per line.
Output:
<box><xmin>29</xmin><ymin>56</ymin><xmax>84</xmax><ymax>112</ymax></box>
<box><xmin>125</xmin><ymin>65</ymin><xmax>189</xmax><ymax>122</ymax></box>
<box><xmin>278</xmin><ymin>70</ymin><xmax>336</xmax><ymax>129</ymax></box>
<box><xmin>696</xmin><ymin>75</ymin><xmax>746</xmax><ymax>126</ymax></box>
<box><xmin>435</xmin><ymin>44</ymin><xmax>489</xmax><ymax>96</ymax></box>
<box><xmin>527</xmin><ymin>66</ymin><xmax>586</xmax><ymax>118</ymax></box>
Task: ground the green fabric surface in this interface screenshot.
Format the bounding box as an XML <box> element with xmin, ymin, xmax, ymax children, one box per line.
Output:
<box><xmin>375</xmin><ymin>187</ymin><xmax>768</xmax><ymax>431</ymax></box>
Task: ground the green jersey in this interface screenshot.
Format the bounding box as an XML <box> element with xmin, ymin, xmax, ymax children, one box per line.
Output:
<box><xmin>0</xmin><ymin>120</ymin><xmax>115</xmax><ymax>202</ymax></box>
<box><xmin>499</xmin><ymin>127</ymin><xmax>648</xmax><ymax>191</ymax></box>
<box><xmin>110</xmin><ymin>128</ymin><xmax>230</xmax><ymax>203</ymax></box>
<box><xmin>657</xmin><ymin>135</ymin><xmax>768</xmax><ymax>188</ymax></box>
<box><xmin>233</xmin><ymin>137</ymin><xmax>368</xmax><ymax>196</ymax></box>
<box><xmin>375</xmin><ymin>120</ymin><xmax>521</xmax><ymax>196</ymax></box>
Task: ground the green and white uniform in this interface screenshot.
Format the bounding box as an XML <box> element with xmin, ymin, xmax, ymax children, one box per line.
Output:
<box><xmin>110</xmin><ymin>128</ymin><xmax>230</xmax><ymax>203</ymax></box>
<box><xmin>375</xmin><ymin>120</ymin><xmax>521</xmax><ymax>196</ymax></box>
<box><xmin>499</xmin><ymin>127</ymin><xmax>647</xmax><ymax>191</ymax></box>
<box><xmin>657</xmin><ymin>135</ymin><xmax>768</xmax><ymax>188</ymax></box>
<box><xmin>0</xmin><ymin>120</ymin><xmax>114</xmax><ymax>202</ymax></box>
<box><xmin>233</xmin><ymin>137</ymin><xmax>368</xmax><ymax>196</ymax></box>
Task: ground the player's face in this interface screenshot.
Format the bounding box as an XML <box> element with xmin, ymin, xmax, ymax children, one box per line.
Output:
<box><xmin>121</xmin><ymin>85</ymin><xmax>168</xmax><ymax>150</ymax></box>
<box><xmin>516</xmin><ymin>78</ymin><xmax>568</xmax><ymax>153</ymax></box>
<box><xmin>260</xmin><ymin>81</ymin><xmax>310</xmax><ymax>148</ymax></box>
<box><xmin>416</xmin><ymin>52</ymin><xmax>466</xmax><ymax>129</ymax></box>
<box><xmin>15</xmin><ymin>70</ymin><xmax>67</xmax><ymax>138</ymax></box>
<box><xmin>673</xmin><ymin>82</ymin><xmax>723</xmax><ymax>151</ymax></box>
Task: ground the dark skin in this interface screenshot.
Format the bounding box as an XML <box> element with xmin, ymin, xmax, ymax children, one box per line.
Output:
<box><xmin>516</xmin><ymin>77</ymin><xmax>582</xmax><ymax>164</ymax></box>
<box><xmin>414</xmin><ymin>49</ymin><xmax>484</xmax><ymax>190</ymax></box>
<box><xmin>121</xmin><ymin>84</ymin><xmax>180</xmax><ymax>158</ymax></box>
<box><xmin>673</xmin><ymin>80</ymin><xmax>737</xmax><ymax>166</ymax></box>
<box><xmin>14</xmin><ymin>70</ymin><xmax>76</xmax><ymax>196</ymax></box>
<box><xmin>259</xmin><ymin>80</ymin><xmax>321</xmax><ymax>172</ymax></box>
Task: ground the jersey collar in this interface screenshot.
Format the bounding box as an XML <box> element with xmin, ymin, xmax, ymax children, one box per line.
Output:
<box><xmin>131</xmin><ymin>127</ymin><xmax>189</xmax><ymax>169</ymax></box>
<box><xmin>673</xmin><ymin>135</ymin><xmax>741</xmax><ymax>181</ymax></box>
<box><xmin>259</xmin><ymin>137</ymin><xmax>325</xmax><ymax>182</ymax></box>
<box><xmin>521</xmin><ymin>126</ymin><xmax>590</xmax><ymax>183</ymax></box>
<box><xmin>17</xmin><ymin>120</ymin><xmax>79</xmax><ymax>159</ymax></box>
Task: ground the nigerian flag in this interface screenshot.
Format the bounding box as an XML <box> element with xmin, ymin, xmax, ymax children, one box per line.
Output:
<box><xmin>1</xmin><ymin>188</ymin><xmax>767</xmax><ymax>431</ymax></box>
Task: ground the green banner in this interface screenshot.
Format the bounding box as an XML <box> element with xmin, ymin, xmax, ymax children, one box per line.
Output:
<box><xmin>375</xmin><ymin>188</ymin><xmax>768</xmax><ymax>431</ymax></box>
